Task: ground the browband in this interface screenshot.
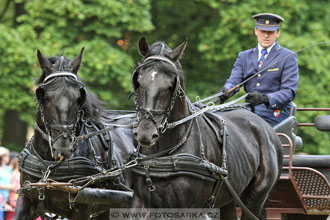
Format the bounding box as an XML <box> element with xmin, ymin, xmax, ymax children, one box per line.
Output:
<box><xmin>44</xmin><ymin>72</ymin><xmax>78</xmax><ymax>83</ymax></box>
<box><xmin>144</xmin><ymin>56</ymin><xmax>177</xmax><ymax>71</ymax></box>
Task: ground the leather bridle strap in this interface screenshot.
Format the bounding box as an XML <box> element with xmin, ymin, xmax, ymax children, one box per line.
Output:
<box><xmin>136</xmin><ymin>118</ymin><xmax>194</xmax><ymax>163</ymax></box>
<box><xmin>134</xmin><ymin>55</ymin><xmax>181</xmax><ymax>133</ymax></box>
<box><xmin>143</xmin><ymin>56</ymin><xmax>177</xmax><ymax>71</ymax></box>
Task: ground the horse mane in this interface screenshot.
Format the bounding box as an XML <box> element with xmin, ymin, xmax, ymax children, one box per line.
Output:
<box><xmin>36</xmin><ymin>55</ymin><xmax>110</xmax><ymax>124</ymax></box>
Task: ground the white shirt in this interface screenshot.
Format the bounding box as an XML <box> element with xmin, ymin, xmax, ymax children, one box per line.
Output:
<box><xmin>257</xmin><ymin>42</ymin><xmax>276</xmax><ymax>60</ymax></box>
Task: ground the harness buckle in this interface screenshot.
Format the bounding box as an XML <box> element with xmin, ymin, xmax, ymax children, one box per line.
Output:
<box><xmin>38</xmin><ymin>194</ymin><xmax>45</xmax><ymax>201</ymax></box>
<box><xmin>160</xmin><ymin>119</ymin><xmax>168</xmax><ymax>133</ymax></box>
<box><xmin>144</xmin><ymin>165</ymin><xmax>156</xmax><ymax>192</ymax></box>
<box><xmin>206</xmin><ymin>196</ymin><xmax>216</xmax><ymax>208</ymax></box>
<box><xmin>124</xmin><ymin>159</ymin><xmax>138</xmax><ymax>169</ymax></box>
<box><xmin>148</xmin><ymin>185</ymin><xmax>156</xmax><ymax>192</ymax></box>
<box><xmin>42</xmin><ymin>166</ymin><xmax>51</xmax><ymax>182</ymax></box>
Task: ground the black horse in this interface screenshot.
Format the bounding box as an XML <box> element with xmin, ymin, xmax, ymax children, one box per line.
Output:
<box><xmin>131</xmin><ymin>37</ymin><xmax>283</xmax><ymax>220</ymax></box>
<box><xmin>14</xmin><ymin>49</ymin><xmax>135</xmax><ymax>220</ymax></box>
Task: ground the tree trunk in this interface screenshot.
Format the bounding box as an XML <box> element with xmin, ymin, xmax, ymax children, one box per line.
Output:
<box><xmin>2</xmin><ymin>110</ymin><xmax>27</xmax><ymax>151</ymax></box>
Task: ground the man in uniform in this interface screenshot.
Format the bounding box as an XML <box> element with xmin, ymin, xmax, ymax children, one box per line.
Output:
<box><xmin>219</xmin><ymin>13</ymin><xmax>299</xmax><ymax>126</ymax></box>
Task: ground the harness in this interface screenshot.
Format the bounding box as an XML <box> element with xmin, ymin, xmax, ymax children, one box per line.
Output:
<box><xmin>18</xmin><ymin>138</ymin><xmax>102</xmax><ymax>182</ymax></box>
<box><xmin>131</xmin><ymin>99</ymin><xmax>230</xmax><ymax>206</ymax></box>
<box><xmin>18</xmin><ymin>118</ymin><xmax>135</xmax><ymax>217</ymax></box>
<box><xmin>132</xmin><ymin>49</ymin><xmax>230</xmax><ymax>206</ymax></box>
<box><xmin>19</xmin><ymin>71</ymin><xmax>136</xmax><ymax>218</ymax></box>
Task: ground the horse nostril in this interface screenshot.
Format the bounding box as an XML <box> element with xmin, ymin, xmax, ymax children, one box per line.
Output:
<box><xmin>152</xmin><ymin>133</ymin><xmax>159</xmax><ymax>140</ymax></box>
<box><xmin>133</xmin><ymin>131</ymin><xmax>138</xmax><ymax>138</ymax></box>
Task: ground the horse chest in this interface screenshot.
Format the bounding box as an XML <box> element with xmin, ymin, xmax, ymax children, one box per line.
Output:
<box><xmin>141</xmin><ymin>177</ymin><xmax>213</xmax><ymax>208</ymax></box>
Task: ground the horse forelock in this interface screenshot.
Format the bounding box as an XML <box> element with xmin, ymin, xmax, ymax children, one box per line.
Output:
<box><xmin>147</xmin><ymin>41</ymin><xmax>185</xmax><ymax>87</ymax></box>
<box><xmin>149</xmin><ymin>41</ymin><xmax>172</xmax><ymax>57</ymax></box>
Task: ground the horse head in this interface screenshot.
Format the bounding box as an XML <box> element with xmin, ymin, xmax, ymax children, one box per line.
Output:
<box><xmin>35</xmin><ymin>48</ymin><xmax>86</xmax><ymax>160</ymax></box>
<box><xmin>132</xmin><ymin>37</ymin><xmax>187</xmax><ymax>147</ymax></box>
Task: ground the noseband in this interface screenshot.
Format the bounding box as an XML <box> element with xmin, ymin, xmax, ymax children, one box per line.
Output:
<box><xmin>35</xmin><ymin>72</ymin><xmax>84</xmax><ymax>158</ymax></box>
<box><xmin>133</xmin><ymin>52</ymin><xmax>185</xmax><ymax>133</ymax></box>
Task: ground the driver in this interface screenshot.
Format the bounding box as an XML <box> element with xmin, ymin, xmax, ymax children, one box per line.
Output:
<box><xmin>219</xmin><ymin>13</ymin><xmax>299</xmax><ymax>126</ymax></box>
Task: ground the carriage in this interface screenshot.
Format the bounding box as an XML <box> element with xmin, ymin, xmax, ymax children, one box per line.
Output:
<box><xmin>263</xmin><ymin>105</ymin><xmax>330</xmax><ymax>220</ymax></box>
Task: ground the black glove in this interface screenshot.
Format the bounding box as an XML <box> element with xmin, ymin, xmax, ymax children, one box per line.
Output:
<box><xmin>219</xmin><ymin>87</ymin><xmax>232</xmax><ymax>104</ymax></box>
<box><xmin>245</xmin><ymin>91</ymin><xmax>269</xmax><ymax>106</ymax></box>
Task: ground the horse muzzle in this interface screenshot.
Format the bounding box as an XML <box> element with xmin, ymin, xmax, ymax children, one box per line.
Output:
<box><xmin>133</xmin><ymin>122</ymin><xmax>159</xmax><ymax>148</ymax></box>
<box><xmin>52</xmin><ymin>139</ymin><xmax>75</xmax><ymax>161</ymax></box>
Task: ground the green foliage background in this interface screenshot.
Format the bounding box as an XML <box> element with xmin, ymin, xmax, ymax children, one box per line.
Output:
<box><xmin>0</xmin><ymin>0</ymin><xmax>329</xmax><ymax>154</ymax></box>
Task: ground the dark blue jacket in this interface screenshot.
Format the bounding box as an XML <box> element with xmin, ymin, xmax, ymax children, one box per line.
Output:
<box><xmin>224</xmin><ymin>41</ymin><xmax>299</xmax><ymax>126</ymax></box>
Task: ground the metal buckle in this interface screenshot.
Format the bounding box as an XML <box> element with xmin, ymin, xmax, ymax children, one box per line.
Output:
<box><xmin>160</xmin><ymin>119</ymin><xmax>168</xmax><ymax>133</ymax></box>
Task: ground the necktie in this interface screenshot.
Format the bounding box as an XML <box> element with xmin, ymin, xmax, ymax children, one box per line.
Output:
<box><xmin>258</xmin><ymin>49</ymin><xmax>268</xmax><ymax>67</ymax></box>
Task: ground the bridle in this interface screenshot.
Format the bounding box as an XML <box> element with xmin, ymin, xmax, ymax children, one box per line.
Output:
<box><xmin>132</xmin><ymin>45</ymin><xmax>185</xmax><ymax>133</ymax></box>
<box><xmin>35</xmin><ymin>72</ymin><xmax>85</xmax><ymax>158</ymax></box>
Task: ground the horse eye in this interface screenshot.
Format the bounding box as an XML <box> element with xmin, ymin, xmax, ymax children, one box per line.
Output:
<box><xmin>166</xmin><ymin>84</ymin><xmax>175</xmax><ymax>91</ymax></box>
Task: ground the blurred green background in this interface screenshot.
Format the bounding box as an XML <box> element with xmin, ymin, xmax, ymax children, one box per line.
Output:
<box><xmin>0</xmin><ymin>0</ymin><xmax>329</xmax><ymax>154</ymax></box>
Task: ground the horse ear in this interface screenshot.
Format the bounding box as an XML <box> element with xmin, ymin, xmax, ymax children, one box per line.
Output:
<box><xmin>70</xmin><ymin>47</ymin><xmax>84</xmax><ymax>74</ymax></box>
<box><xmin>169</xmin><ymin>39</ymin><xmax>188</xmax><ymax>62</ymax></box>
<box><xmin>37</xmin><ymin>49</ymin><xmax>53</xmax><ymax>73</ymax></box>
<box><xmin>138</xmin><ymin>37</ymin><xmax>149</xmax><ymax>57</ymax></box>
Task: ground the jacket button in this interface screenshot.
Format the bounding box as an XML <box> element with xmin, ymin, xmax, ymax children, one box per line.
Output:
<box><xmin>256</xmin><ymin>83</ymin><xmax>260</xmax><ymax>87</ymax></box>
<box><xmin>258</xmin><ymin>74</ymin><xmax>261</xmax><ymax>77</ymax></box>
